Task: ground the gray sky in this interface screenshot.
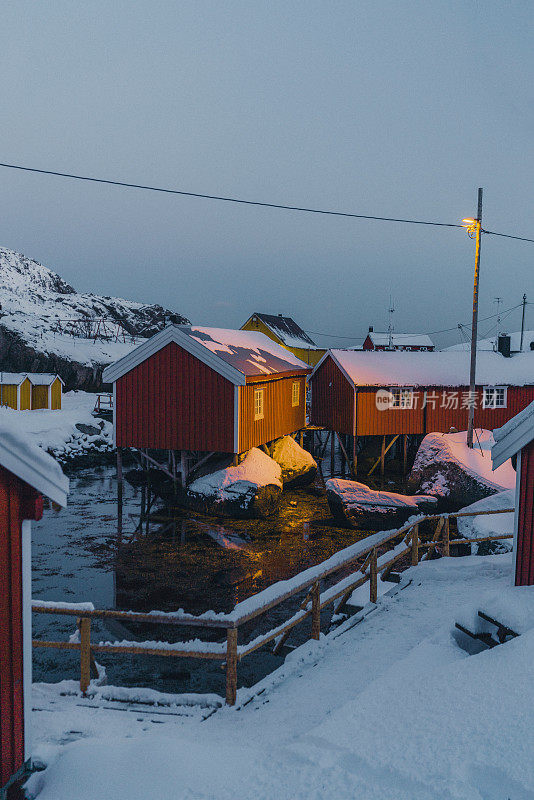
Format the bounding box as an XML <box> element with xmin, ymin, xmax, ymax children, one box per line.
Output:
<box><xmin>1</xmin><ymin>1</ymin><xmax>533</xmax><ymax>348</ymax></box>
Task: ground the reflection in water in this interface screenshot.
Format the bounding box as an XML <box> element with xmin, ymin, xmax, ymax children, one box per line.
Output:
<box><xmin>32</xmin><ymin>466</ymin><xmax>370</xmax><ymax>694</ymax></box>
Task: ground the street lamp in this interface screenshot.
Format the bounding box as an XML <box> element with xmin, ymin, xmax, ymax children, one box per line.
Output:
<box><xmin>462</xmin><ymin>189</ymin><xmax>483</xmax><ymax>449</ymax></box>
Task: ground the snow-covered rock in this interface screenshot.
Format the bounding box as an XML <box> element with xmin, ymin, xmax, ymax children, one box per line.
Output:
<box><xmin>457</xmin><ymin>489</ymin><xmax>515</xmax><ymax>554</ymax></box>
<box><xmin>407</xmin><ymin>430</ymin><xmax>516</xmax><ymax>511</ymax></box>
<box><xmin>326</xmin><ymin>478</ymin><xmax>437</xmax><ymax>530</ymax></box>
<box><xmin>186</xmin><ymin>448</ymin><xmax>283</xmax><ymax>518</ymax></box>
<box><xmin>0</xmin><ymin>246</ymin><xmax>188</xmax><ymax>390</ymax></box>
<box><xmin>270</xmin><ymin>436</ymin><xmax>317</xmax><ymax>487</ymax></box>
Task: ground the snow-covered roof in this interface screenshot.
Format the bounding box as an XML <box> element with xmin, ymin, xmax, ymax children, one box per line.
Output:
<box><xmin>0</xmin><ymin>424</ymin><xmax>68</xmax><ymax>506</ymax></box>
<box><xmin>366</xmin><ymin>332</ymin><xmax>434</xmax><ymax>348</ymax></box>
<box><xmin>444</xmin><ymin>330</ymin><xmax>534</xmax><ymax>353</ymax></box>
<box><xmin>492</xmin><ymin>400</ymin><xmax>534</xmax><ymax>469</ymax></box>
<box><xmin>103</xmin><ymin>325</ymin><xmax>312</xmax><ymax>385</ymax></box>
<box><xmin>0</xmin><ymin>372</ymin><xmax>30</xmax><ymax>385</ymax></box>
<box><xmin>312</xmin><ymin>349</ymin><xmax>534</xmax><ymax>388</ymax></box>
<box><xmin>243</xmin><ymin>313</ymin><xmax>317</xmax><ymax>349</ymax></box>
<box><xmin>24</xmin><ymin>373</ymin><xmax>63</xmax><ymax>386</ymax></box>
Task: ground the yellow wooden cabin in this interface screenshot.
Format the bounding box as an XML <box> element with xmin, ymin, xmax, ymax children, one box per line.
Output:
<box><xmin>241</xmin><ymin>313</ymin><xmax>326</xmax><ymax>367</ymax></box>
<box><xmin>25</xmin><ymin>374</ymin><xmax>63</xmax><ymax>410</ymax></box>
<box><xmin>0</xmin><ymin>374</ymin><xmax>32</xmax><ymax>410</ymax></box>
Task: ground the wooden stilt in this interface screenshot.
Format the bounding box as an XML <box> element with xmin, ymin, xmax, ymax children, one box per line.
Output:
<box><xmin>299</xmin><ymin>430</ymin><xmax>303</xmax><ymax>448</ymax></box>
<box><xmin>340</xmin><ymin>434</ymin><xmax>346</xmax><ymax>476</ymax></box>
<box><xmin>116</xmin><ymin>448</ymin><xmax>123</xmax><ymax>542</ymax></box>
<box><xmin>403</xmin><ymin>434</ymin><xmax>408</xmax><ymax>475</ymax></box>
<box><xmin>232</xmin><ymin>454</ymin><xmax>238</xmax><ymax>467</ymax></box>
<box><xmin>352</xmin><ymin>434</ymin><xmax>358</xmax><ymax>478</ymax></box>
<box><xmin>380</xmin><ymin>435</ymin><xmax>386</xmax><ymax>480</ymax></box>
<box><xmin>330</xmin><ymin>431</ymin><xmax>335</xmax><ymax>477</ymax></box>
<box><xmin>181</xmin><ymin>451</ymin><xmax>188</xmax><ymax>487</ymax></box>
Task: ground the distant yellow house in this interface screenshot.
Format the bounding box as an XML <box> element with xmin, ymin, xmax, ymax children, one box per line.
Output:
<box><xmin>0</xmin><ymin>372</ymin><xmax>63</xmax><ymax>410</ymax></box>
<box><xmin>0</xmin><ymin>373</ymin><xmax>32</xmax><ymax>410</ymax></box>
<box><xmin>25</xmin><ymin>374</ymin><xmax>64</xmax><ymax>410</ymax></box>
<box><xmin>241</xmin><ymin>313</ymin><xmax>326</xmax><ymax>367</ymax></box>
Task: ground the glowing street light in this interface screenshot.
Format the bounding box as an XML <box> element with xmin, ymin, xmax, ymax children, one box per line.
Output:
<box><xmin>463</xmin><ymin>190</ymin><xmax>483</xmax><ymax>449</ymax></box>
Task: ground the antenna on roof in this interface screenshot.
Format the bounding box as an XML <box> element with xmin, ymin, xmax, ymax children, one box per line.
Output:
<box><xmin>494</xmin><ymin>297</ymin><xmax>503</xmax><ymax>346</ymax></box>
<box><xmin>387</xmin><ymin>295</ymin><xmax>395</xmax><ymax>350</ymax></box>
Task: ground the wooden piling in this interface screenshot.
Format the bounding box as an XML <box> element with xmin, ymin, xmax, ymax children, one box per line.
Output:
<box><xmin>311</xmin><ymin>581</ymin><xmax>321</xmax><ymax>640</ymax></box>
<box><xmin>403</xmin><ymin>434</ymin><xmax>408</xmax><ymax>475</ymax></box>
<box><xmin>411</xmin><ymin>524</ymin><xmax>419</xmax><ymax>566</ymax></box>
<box><xmin>78</xmin><ymin>617</ymin><xmax>91</xmax><ymax>695</ymax></box>
<box><xmin>225</xmin><ymin>628</ymin><xmax>238</xmax><ymax>706</ymax></box>
<box><xmin>330</xmin><ymin>431</ymin><xmax>335</xmax><ymax>477</ymax></box>
<box><xmin>369</xmin><ymin>549</ymin><xmax>378</xmax><ymax>603</ymax></box>
<box><xmin>116</xmin><ymin>448</ymin><xmax>123</xmax><ymax>541</ymax></box>
<box><xmin>380</xmin><ymin>435</ymin><xmax>386</xmax><ymax>480</ymax></box>
<box><xmin>352</xmin><ymin>434</ymin><xmax>358</xmax><ymax>477</ymax></box>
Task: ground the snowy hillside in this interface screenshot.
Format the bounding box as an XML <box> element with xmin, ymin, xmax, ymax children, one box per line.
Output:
<box><xmin>0</xmin><ymin>246</ymin><xmax>189</xmax><ymax>389</ymax></box>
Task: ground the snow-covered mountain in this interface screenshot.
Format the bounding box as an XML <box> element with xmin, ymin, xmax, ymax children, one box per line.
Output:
<box><xmin>0</xmin><ymin>246</ymin><xmax>189</xmax><ymax>389</ymax></box>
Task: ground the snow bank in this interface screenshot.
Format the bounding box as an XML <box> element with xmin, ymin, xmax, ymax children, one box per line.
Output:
<box><xmin>0</xmin><ymin>391</ymin><xmax>113</xmax><ymax>464</ymax></box>
<box><xmin>457</xmin><ymin>489</ymin><xmax>515</xmax><ymax>553</ymax></box>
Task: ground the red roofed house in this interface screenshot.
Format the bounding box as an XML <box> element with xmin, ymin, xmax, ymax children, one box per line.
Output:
<box><xmin>492</xmin><ymin>401</ymin><xmax>534</xmax><ymax>586</ymax></box>
<box><xmin>103</xmin><ymin>326</ymin><xmax>312</xmax><ymax>482</ymax></box>
<box><xmin>0</xmin><ymin>428</ymin><xmax>68</xmax><ymax>795</ymax></box>
<box><xmin>310</xmin><ymin>349</ymin><xmax>534</xmax><ymax>474</ymax></box>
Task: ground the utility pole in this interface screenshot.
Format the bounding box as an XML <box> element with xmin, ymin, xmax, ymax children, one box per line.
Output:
<box><xmin>520</xmin><ymin>293</ymin><xmax>527</xmax><ymax>352</ymax></box>
<box><xmin>466</xmin><ymin>188</ymin><xmax>483</xmax><ymax>450</ymax></box>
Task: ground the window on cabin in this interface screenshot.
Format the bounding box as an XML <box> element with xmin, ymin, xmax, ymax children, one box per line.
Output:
<box><xmin>482</xmin><ymin>386</ymin><xmax>507</xmax><ymax>409</ymax></box>
<box><xmin>292</xmin><ymin>380</ymin><xmax>300</xmax><ymax>407</ymax></box>
<box><xmin>254</xmin><ymin>388</ymin><xmax>264</xmax><ymax>420</ymax></box>
<box><xmin>389</xmin><ymin>387</ymin><xmax>414</xmax><ymax>409</ymax></box>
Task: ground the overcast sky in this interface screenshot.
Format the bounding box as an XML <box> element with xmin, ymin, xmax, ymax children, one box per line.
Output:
<box><xmin>1</xmin><ymin>1</ymin><xmax>532</xmax><ymax>347</ymax></box>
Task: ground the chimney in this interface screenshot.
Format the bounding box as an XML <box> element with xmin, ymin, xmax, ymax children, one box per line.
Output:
<box><xmin>278</xmin><ymin>313</ymin><xmax>283</xmax><ymax>317</ymax></box>
<box><xmin>497</xmin><ymin>333</ymin><xmax>511</xmax><ymax>358</ymax></box>
<box><xmin>368</xmin><ymin>325</ymin><xmax>374</xmax><ymax>332</ymax></box>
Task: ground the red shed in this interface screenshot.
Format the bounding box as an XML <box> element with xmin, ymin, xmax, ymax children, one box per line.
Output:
<box><xmin>362</xmin><ymin>329</ymin><xmax>435</xmax><ymax>351</ymax></box>
<box><xmin>310</xmin><ymin>349</ymin><xmax>534</xmax><ymax>438</ymax></box>
<box><xmin>492</xmin><ymin>401</ymin><xmax>534</xmax><ymax>586</ymax></box>
<box><xmin>103</xmin><ymin>326</ymin><xmax>311</xmax><ymax>458</ymax></box>
<box><xmin>0</xmin><ymin>428</ymin><xmax>68</xmax><ymax>794</ymax></box>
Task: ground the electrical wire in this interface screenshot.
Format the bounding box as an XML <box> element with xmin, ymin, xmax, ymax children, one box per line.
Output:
<box><xmin>483</xmin><ymin>229</ymin><xmax>534</xmax><ymax>244</ymax></box>
<box><xmin>0</xmin><ymin>161</ymin><xmax>463</xmax><ymax>228</ymax></box>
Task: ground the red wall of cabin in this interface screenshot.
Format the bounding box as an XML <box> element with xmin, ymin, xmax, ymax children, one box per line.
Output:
<box><xmin>310</xmin><ymin>358</ymin><xmax>354</xmax><ymax>436</ymax></box>
<box><xmin>515</xmin><ymin>440</ymin><xmax>534</xmax><ymax>586</ymax></box>
<box><xmin>0</xmin><ymin>469</ymin><xmax>25</xmax><ymax>787</ymax></box>
<box><xmin>238</xmin><ymin>375</ymin><xmax>307</xmax><ymax>452</ymax></box>
<box><xmin>356</xmin><ymin>389</ymin><xmax>425</xmax><ymax>435</ymax></box>
<box><xmin>115</xmin><ymin>342</ymin><xmax>235</xmax><ymax>452</ymax></box>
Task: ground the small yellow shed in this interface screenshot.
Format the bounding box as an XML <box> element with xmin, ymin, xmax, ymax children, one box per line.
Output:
<box><xmin>25</xmin><ymin>374</ymin><xmax>64</xmax><ymax>410</ymax></box>
<box><xmin>0</xmin><ymin>374</ymin><xmax>32</xmax><ymax>410</ymax></box>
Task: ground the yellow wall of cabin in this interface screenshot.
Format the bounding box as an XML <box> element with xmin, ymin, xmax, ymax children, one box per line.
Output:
<box><xmin>0</xmin><ymin>384</ymin><xmax>18</xmax><ymax>409</ymax></box>
<box><xmin>51</xmin><ymin>378</ymin><xmax>62</xmax><ymax>409</ymax></box>
<box><xmin>31</xmin><ymin>385</ymin><xmax>49</xmax><ymax>410</ymax></box>
<box><xmin>20</xmin><ymin>379</ymin><xmax>31</xmax><ymax>410</ymax></box>
<box><xmin>241</xmin><ymin>318</ymin><xmax>325</xmax><ymax>366</ymax></box>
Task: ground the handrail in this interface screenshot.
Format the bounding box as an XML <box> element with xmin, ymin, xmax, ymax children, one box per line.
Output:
<box><xmin>32</xmin><ymin>506</ymin><xmax>515</xmax><ymax>705</ymax></box>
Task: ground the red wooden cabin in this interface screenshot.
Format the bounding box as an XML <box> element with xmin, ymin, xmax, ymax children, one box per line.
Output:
<box><xmin>103</xmin><ymin>326</ymin><xmax>312</xmax><ymax>457</ymax></box>
<box><xmin>310</xmin><ymin>350</ymin><xmax>534</xmax><ymax>438</ymax></box>
<box><xmin>362</xmin><ymin>328</ymin><xmax>435</xmax><ymax>351</ymax></box>
<box><xmin>0</xmin><ymin>428</ymin><xmax>68</xmax><ymax>795</ymax></box>
<box><xmin>492</xmin><ymin>401</ymin><xmax>534</xmax><ymax>586</ymax></box>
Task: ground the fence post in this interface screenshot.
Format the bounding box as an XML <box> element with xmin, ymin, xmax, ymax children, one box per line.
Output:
<box><xmin>225</xmin><ymin>627</ymin><xmax>238</xmax><ymax>706</ymax></box>
<box><xmin>411</xmin><ymin>524</ymin><xmax>419</xmax><ymax>566</ymax></box>
<box><xmin>443</xmin><ymin>517</ymin><xmax>450</xmax><ymax>557</ymax></box>
<box><xmin>369</xmin><ymin>548</ymin><xmax>378</xmax><ymax>603</ymax></box>
<box><xmin>78</xmin><ymin>617</ymin><xmax>91</xmax><ymax>695</ymax></box>
<box><xmin>311</xmin><ymin>581</ymin><xmax>321</xmax><ymax>640</ymax></box>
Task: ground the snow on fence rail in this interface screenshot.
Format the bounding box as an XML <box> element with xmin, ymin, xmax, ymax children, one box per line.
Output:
<box><xmin>32</xmin><ymin>507</ymin><xmax>514</xmax><ymax>705</ymax></box>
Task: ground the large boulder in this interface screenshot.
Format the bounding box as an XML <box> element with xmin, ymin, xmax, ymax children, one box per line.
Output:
<box><xmin>186</xmin><ymin>448</ymin><xmax>283</xmax><ymax>519</ymax></box>
<box><xmin>326</xmin><ymin>478</ymin><xmax>437</xmax><ymax>530</ymax></box>
<box><xmin>270</xmin><ymin>436</ymin><xmax>317</xmax><ymax>487</ymax></box>
<box><xmin>407</xmin><ymin>430</ymin><xmax>516</xmax><ymax>512</ymax></box>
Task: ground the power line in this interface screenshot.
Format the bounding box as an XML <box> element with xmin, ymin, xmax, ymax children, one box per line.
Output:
<box><xmin>0</xmin><ymin>161</ymin><xmax>463</xmax><ymax>228</ymax></box>
<box><xmin>483</xmin><ymin>229</ymin><xmax>534</xmax><ymax>244</ymax></box>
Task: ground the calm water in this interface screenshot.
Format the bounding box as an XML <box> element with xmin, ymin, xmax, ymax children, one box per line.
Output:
<box><xmin>32</xmin><ymin>464</ymin><xmax>370</xmax><ymax>695</ymax></box>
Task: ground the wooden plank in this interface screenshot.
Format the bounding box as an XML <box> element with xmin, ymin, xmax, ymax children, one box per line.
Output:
<box><xmin>78</xmin><ymin>617</ymin><xmax>91</xmax><ymax>695</ymax></box>
<box><xmin>225</xmin><ymin>628</ymin><xmax>238</xmax><ymax>706</ymax></box>
<box><xmin>369</xmin><ymin>549</ymin><xmax>378</xmax><ymax>603</ymax></box>
<box><xmin>422</xmin><ymin>517</ymin><xmax>445</xmax><ymax>561</ymax></box>
<box><xmin>411</xmin><ymin>524</ymin><xmax>419</xmax><ymax>566</ymax></box>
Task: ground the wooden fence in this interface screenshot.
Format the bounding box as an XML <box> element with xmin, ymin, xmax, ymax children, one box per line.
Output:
<box><xmin>33</xmin><ymin>507</ymin><xmax>514</xmax><ymax>705</ymax></box>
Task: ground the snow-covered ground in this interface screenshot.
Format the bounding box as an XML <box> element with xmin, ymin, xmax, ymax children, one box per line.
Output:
<box><xmin>27</xmin><ymin>553</ymin><xmax>534</xmax><ymax>800</ymax></box>
<box><xmin>0</xmin><ymin>391</ymin><xmax>113</xmax><ymax>463</ymax></box>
